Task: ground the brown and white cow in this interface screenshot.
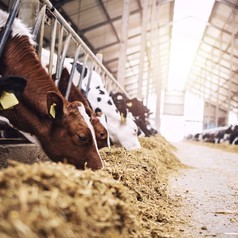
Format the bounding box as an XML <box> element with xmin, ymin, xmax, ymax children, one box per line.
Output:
<box><xmin>53</xmin><ymin>68</ymin><xmax>110</xmax><ymax>149</ymax></box>
<box><xmin>0</xmin><ymin>10</ymin><xmax>103</xmax><ymax>170</ymax></box>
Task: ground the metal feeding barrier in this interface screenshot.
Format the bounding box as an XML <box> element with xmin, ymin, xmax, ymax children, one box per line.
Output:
<box><xmin>0</xmin><ymin>0</ymin><xmax>129</xmax><ymax>143</ymax></box>
<box><xmin>34</xmin><ymin>0</ymin><xmax>130</xmax><ymax>100</ymax></box>
<box><xmin>0</xmin><ymin>0</ymin><xmax>20</xmax><ymax>58</ymax></box>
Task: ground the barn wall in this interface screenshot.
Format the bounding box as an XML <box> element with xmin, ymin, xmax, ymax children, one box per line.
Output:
<box><xmin>203</xmin><ymin>102</ymin><xmax>227</xmax><ymax>129</ymax></box>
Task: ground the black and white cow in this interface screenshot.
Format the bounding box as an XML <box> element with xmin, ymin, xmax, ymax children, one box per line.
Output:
<box><xmin>110</xmin><ymin>92</ymin><xmax>158</xmax><ymax>137</ymax></box>
<box><xmin>229</xmin><ymin>125</ymin><xmax>238</xmax><ymax>145</ymax></box>
<box><xmin>79</xmin><ymin>70</ymin><xmax>141</xmax><ymax>150</ymax></box>
<box><xmin>188</xmin><ymin>124</ymin><xmax>238</xmax><ymax>145</ymax></box>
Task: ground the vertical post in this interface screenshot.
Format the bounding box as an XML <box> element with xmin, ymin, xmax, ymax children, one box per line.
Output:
<box><xmin>155</xmin><ymin>73</ymin><xmax>162</xmax><ymax>132</ymax></box>
<box><xmin>215</xmin><ymin>75</ymin><xmax>220</xmax><ymax>127</ymax></box>
<box><xmin>149</xmin><ymin>0</ymin><xmax>162</xmax><ymax>132</ymax></box>
<box><xmin>117</xmin><ymin>0</ymin><xmax>130</xmax><ymax>88</ymax></box>
<box><xmin>18</xmin><ymin>0</ymin><xmax>39</xmax><ymax>29</ymax></box>
<box><xmin>137</xmin><ymin>0</ymin><xmax>149</xmax><ymax>99</ymax></box>
<box><xmin>154</xmin><ymin>31</ymin><xmax>162</xmax><ymax>133</ymax></box>
<box><xmin>48</xmin><ymin>18</ymin><xmax>57</xmax><ymax>76</ymax></box>
<box><xmin>209</xmin><ymin>62</ymin><xmax>213</xmax><ymax>128</ymax></box>
<box><xmin>226</xmin><ymin>18</ymin><xmax>235</xmax><ymax>125</ymax></box>
<box><xmin>146</xmin><ymin>0</ymin><xmax>156</xmax><ymax>105</ymax></box>
<box><xmin>96</xmin><ymin>53</ymin><xmax>103</xmax><ymax>73</ymax></box>
<box><xmin>215</xmin><ymin>35</ymin><xmax>222</xmax><ymax>127</ymax></box>
<box><xmin>96</xmin><ymin>53</ymin><xmax>103</xmax><ymax>63</ymax></box>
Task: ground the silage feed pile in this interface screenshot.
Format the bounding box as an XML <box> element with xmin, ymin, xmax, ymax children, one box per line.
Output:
<box><xmin>0</xmin><ymin>135</ymin><xmax>183</xmax><ymax>238</ymax></box>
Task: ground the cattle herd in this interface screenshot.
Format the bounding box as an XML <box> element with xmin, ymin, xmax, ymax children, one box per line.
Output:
<box><xmin>0</xmin><ymin>10</ymin><xmax>158</xmax><ymax>170</ymax></box>
<box><xmin>186</xmin><ymin>125</ymin><xmax>238</xmax><ymax>145</ymax></box>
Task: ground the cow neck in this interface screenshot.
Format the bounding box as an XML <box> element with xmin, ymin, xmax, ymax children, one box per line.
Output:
<box><xmin>0</xmin><ymin>103</ymin><xmax>51</xmax><ymax>140</ymax></box>
<box><xmin>1</xmin><ymin>35</ymin><xmax>60</xmax><ymax>117</ymax></box>
<box><xmin>0</xmin><ymin>35</ymin><xmax>66</xmax><ymax>140</ymax></box>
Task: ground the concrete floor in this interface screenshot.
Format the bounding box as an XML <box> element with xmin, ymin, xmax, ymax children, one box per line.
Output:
<box><xmin>168</xmin><ymin>141</ymin><xmax>238</xmax><ymax>238</ymax></box>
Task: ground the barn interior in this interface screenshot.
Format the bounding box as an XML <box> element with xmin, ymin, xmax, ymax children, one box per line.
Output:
<box><xmin>0</xmin><ymin>1</ymin><xmax>238</xmax><ymax>237</ymax></box>
<box><xmin>1</xmin><ymin>0</ymin><xmax>237</xmax><ymax>142</ymax></box>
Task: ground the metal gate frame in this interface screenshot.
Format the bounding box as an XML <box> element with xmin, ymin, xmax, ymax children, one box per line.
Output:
<box><xmin>34</xmin><ymin>0</ymin><xmax>130</xmax><ymax>100</ymax></box>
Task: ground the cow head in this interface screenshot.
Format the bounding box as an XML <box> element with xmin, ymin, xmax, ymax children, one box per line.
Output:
<box><xmin>126</xmin><ymin>97</ymin><xmax>150</xmax><ymax>119</ymax></box>
<box><xmin>109</xmin><ymin>111</ymin><xmax>141</xmax><ymax>150</ymax></box>
<box><xmin>110</xmin><ymin>92</ymin><xmax>128</xmax><ymax>120</ymax></box>
<box><xmin>86</xmin><ymin>83</ymin><xmax>141</xmax><ymax>151</ymax></box>
<box><xmin>52</xmin><ymin>67</ymin><xmax>109</xmax><ymax>149</ymax></box>
<box><xmin>89</xmin><ymin>114</ymin><xmax>108</xmax><ymax>149</ymax></box>
<box><xmin>43</xmin><ymin>91</ymin><xmax>103</xmax><ymax>170</ymax></box>
<box><xmin>0</xmin><ymin>11</ymin><xmax>103</xmax><ymax>171</ymax></box>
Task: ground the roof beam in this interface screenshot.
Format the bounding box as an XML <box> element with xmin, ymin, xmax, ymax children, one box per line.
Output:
<box><xmin>97</xmin><ymin>0</ymin><xmax>120</xmax><ymax>42</ymax></box>
<box><xmin>55</xmin><ymin>8</ymin><xmax>97</xmax><ymax>54</ymax></box>
<box><xmin>215</xmin><ymin>0</ymin><xmax>238</xmax><ymax>9</ymax></box>
<box><xmin>81</xmin><ymin>9</ymin><xmax>140</xmax><ymax>33</ymax></box>
<box><xmin>51</xmin><ymin>0</ymin><xmax>75</xmax><ymax>9</ymax></box>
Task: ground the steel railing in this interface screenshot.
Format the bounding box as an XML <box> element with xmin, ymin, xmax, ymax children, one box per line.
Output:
<box><xmin>35</xmin><ymin>0</ymin><xmax>130</xmax><ymax>100</ymax></box>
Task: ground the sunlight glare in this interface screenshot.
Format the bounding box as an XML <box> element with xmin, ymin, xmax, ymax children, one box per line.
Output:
<box><xmin>168</xmin><ymin>0</ymin><xmax>215</xmax><ymax>90</ymax></box>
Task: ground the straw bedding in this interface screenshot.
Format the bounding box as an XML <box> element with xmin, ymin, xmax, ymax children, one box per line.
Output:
<box><xmin>187</xmin><ymin>140</ymin><xmax>238</xmax><ymax>153</ymax></box>
<box><xmin>0</xmin><ymin>135</ymin><xmax>183</xmax><ymax>238</ymax></box>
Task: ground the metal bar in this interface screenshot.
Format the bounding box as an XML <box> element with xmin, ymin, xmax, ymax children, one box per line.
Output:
<box><xmin>36</xmin><ymin>7</ymin><xmax>45</xmax><ymax>59</ymax></box>
<box><xmin>65</xmin><ymin>44</ymin><xmax>81</xmax><ymax>100</ymax></box>
<box><xmin>0</xmin><ymin>0</ymin><xmax>20</xmax><ymax>58</ymax></box>
<box><xmin>85</xmin><ymin>60</ymin><xmax>95</xmax><ymax>97</ymax></box>
<box><xmin>55</xmin><ymin>33</ymin><xmax>72</xmax><ymax>87</ymax></box>
<box><xmin>79</xmin><ymin>53</ymin><xmax>89</xmax><ymax>89</ymax></box>
<box><xmin>48</xmin><ymin>18</ymin><xmax>58</xmax><ymax>76</ymax></box>
<box><xmin>32</xmin><ymin>4</ymin><xmax>46</xmax><ymax>41</ymax></box>
<box><xmin>39</xmin><ymin>0</ymin><xmax>130</xmax><ymax>98</ymax></box>
<box><xmin>55</xmin><ymin>25</ymin><xmax>64</xmax><ymax>85</ymax></box>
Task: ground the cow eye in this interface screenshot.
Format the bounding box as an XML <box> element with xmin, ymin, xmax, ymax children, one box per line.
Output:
<box><xmin>78</xmin><ymin>135</ymin><xmax>87</xmax><ymax>144</ymax></box>
<box><xmin>99</xmin><ymin>132</ymin><xmax>105</xmax><ymax>138</ymax></box>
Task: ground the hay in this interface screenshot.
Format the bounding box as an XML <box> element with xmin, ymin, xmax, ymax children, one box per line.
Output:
<box><xmin>0</xmin><ymin>134</ymin><xmax>183</xmax><ymax>237</ymax></box>
<box><xmin>101</xmin><ymin>135</ymin><xmax>183</xmax><ymax>237</ymax></box>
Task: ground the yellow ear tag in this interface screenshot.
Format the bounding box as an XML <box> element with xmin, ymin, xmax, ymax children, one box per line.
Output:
<box><xmin>50</xmin><ymin>103</ymin><xmax>56</xmax><ymax>118</ymax></box>
<box><xmin>121</xmin><ymin>114</ymin><xmax>126</xmax><ymax>122</ymax></box>
<box><xmin>126</xmin><ymin>102</ymin><xmax>132</xmax><ymax>107</ymax></box>
<box><xmin>0</xmin><ymin>91</ymin><xmax>19</xmax><ymax>109</ymax></box>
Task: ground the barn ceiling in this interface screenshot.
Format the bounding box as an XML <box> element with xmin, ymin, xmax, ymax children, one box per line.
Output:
<box><xmin>0</xmin><ymin>0</ymin><xmax>238</xmax><ymax>115</ymax></box>
<box><xmin>185</xmin><ymin>0</ymin><xmax>238</xmax><ymax>114</ymax></box>
<box><xmin>46</xmin><ymin>0</ymin><xmax>174</xmax><ymax>102</ymax></box>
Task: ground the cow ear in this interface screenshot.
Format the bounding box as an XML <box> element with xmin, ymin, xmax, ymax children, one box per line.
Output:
<box><xmin>46</xmin><ymin>91</ymin><xmax>64</xmax><ymax>120</ymax></box>
<box><xmin>0</xmin><ymin>76</ymin><xmax>27</xmax><ymax>98</ymax></box>
<box><xmin>76</xmin><ymin>63</ymin><xmax>88</xmax><ymax>78</ymax></box>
